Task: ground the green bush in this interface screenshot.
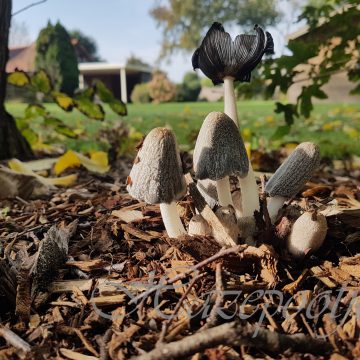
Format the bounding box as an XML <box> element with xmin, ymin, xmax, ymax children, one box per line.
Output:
<box><xmin>131</xmin><ymin>83</ymin><xmax>151</xmax><ymax>103</ymax></box>
<box><xmin>35</xmin><ymin>21</ymin><xmax>79</xmax><ymax>95</ymax></box>
<box><xmin>176</xmin><ymin>72</ymin><xmax>201</xmax><ymax>102</ymax></box>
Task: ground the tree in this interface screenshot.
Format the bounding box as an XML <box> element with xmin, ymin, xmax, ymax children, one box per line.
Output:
<box><xmin>177</xmin><ymin>71</ymin><xmax>201</xmax><ymax>101</ymax></box>
<box><xmin>150</xmin><ymin>0</ymin><xmax>281</xmax><ymax>57</ymax></box>
<box><xmin>126</xmin><ymin>54</ymin><xmax>151</xmax><ymax>68</ymax></box>
<box><xmin>264</xmin><ymin>0</ymin><xmax>360</xmax><ymax>129</ymax></box>
<box><xmin>148</xmin><ymin>70</ymin><xmax>176</xmax><ymax>103</ymax></box>
<box><xmin>35</xmin><ymin>21</ymin><xmax>79</xmax><ymax>95</ymax></box>
<box><xmin>69</xmin><ymin>30</ymin><xmax>101</xmax><ymax>62</ymax></box>
<box><xmin>0</xmin><ymin>0</ymin><xmax>33</xmax><ymax>160</ymax></box>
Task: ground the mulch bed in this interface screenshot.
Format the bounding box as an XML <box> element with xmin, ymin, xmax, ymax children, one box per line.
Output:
<box><xmin>0</xmin><ymin>153</ymin><xmax>359</xmax><ymax>359</ymax></box>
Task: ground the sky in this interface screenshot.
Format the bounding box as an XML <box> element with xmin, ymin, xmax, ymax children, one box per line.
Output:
<box><xmin>10</xmin><ymin>0</ymin><xmax>304</xmax><ymax>83</ymax></box>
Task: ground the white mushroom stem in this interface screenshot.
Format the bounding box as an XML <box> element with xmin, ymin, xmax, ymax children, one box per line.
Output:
<box><xmin>267</xmin><ymin>195</ymin><xmax>287</xmax><ymax>221</ymax></box>
<box><xmin>238</xmin><ymin>166</ymin><xmax>260</xmax><ymax>217</ymax></box>
<box><xmin>216</xmin><ymin>177</ymin><xmax>234</xmax><ymax>207</ymax></box>
<box><xmin>224</xmin><ymin>77</ymin><xmax>238</xmax><ymax>127</ymax></box>
<box><xmin>223</xmin><ymin>76</ymin><xmax>259</xmax><ymax>217</ymax></box>
<box><xmin>160</xmin><ymin>202</ymin><xmax>186</xmax><ymax>238</ymax></box>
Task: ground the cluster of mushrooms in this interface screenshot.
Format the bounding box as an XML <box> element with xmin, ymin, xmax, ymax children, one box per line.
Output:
<box><xmin>126</xmin><ymin>23</ymin><xmax>327</xmax><ymax>259</ymax></box>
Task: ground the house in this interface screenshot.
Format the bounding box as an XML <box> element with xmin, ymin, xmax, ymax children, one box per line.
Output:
<box><xmin>6</xmin><ymin>43</ymin><xmax>152</xmax><ymax>103</ymax></box>
<box><xmin>286</xmin><ymin>6</ymin><xmax>360</xmax><ymax>103</ymax></box>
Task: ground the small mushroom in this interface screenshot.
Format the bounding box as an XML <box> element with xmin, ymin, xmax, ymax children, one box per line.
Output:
<box><xmin>265</xmin><ymin>142</ymin><xmax>320</xmax><ymax>221</ymax></box>
<box><xmin>188</xmin><ymin>214</ymin><xmax>211</xmax><ymax>237</ymax></box>
<box><xmin>193</xmin><ymin>112</ymin><xmax>249</xmax><ymax>207</ymax></box>
<box><xmin>127</xmin><ymin>127</ymin><xmax>186</xmax><ymax>238</ymax></box>
<box><xmin>287</xmin><ymin>211</ymin><xmax>327</xmax><ymax>258</ymax></box>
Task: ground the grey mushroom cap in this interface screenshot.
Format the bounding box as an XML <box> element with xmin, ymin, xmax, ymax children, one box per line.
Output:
<box><xmin>193</xmin><ymin>111</ymin><xmax>249</xmax><ymax>180</ymax></box>
<box><xmin>265</xmin><ymin>142</ymin><xmax>320</xmax><ymax>198</ymax></box>
<box><xmin>127</xmin><ymin>127</ymin><xmax>186</xmax><ymax>204</ymax></box>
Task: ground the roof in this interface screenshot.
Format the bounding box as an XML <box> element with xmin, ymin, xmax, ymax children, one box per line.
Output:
<box><xmin>79</xmin><ymin>62</ymin><xmax>152</xmax><ymax>75</ymax></box>
<box><xmin>6</xmin><ymin>44</ymin><xmax>152</xmax><ymax>75</ymax></box>
<box><xmin>287</xmin><ymin>4</ymin><xmax>359</xmax><ymax>41</ymax></box>
<box><xmin>6</xmin><ymin>42</ymin><xmax>36</xmax><ymax>73</ymax></box>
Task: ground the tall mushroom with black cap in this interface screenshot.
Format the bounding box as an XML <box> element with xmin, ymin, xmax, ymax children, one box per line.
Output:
<box><xmin>193</xmin><ymin>111</ymin><xmax>248</xmax><ymax>207</ymax></box>
<box><xmin>265</xmin><ymin>142</ymin><xmax>321</xmax><ymax>221</ymax></box>
<box><xmin>127</xmin><ymin>127</ymin><xmax>186</xmax><ymax>238</ymax></box>
<box><xmin>192</xmin><ymin>22</ymin><xmax>274</xmax><ymax>217</ymax></box>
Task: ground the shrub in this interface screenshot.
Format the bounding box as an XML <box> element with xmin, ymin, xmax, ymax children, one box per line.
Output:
<box><xmin>35</xmin><ymin>21</ymin><xmax>79</xmax><ymax>95</ymax></box>
<box><xmin>148</xmin><ymin>71</ymin><xmax>176</xmax><ymax>103</ymax></box>
<box><xmin>131</xmin><ymin>83</ymin><xmax>151</xmax><ymax>103</ymax></box>
<box><xmin>177</xmin><ymin>72</ymin><xmax>201</xmax><ymax>102</ymax></box>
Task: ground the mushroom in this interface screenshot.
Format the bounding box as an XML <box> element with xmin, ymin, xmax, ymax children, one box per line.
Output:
<box><xmin>265</xmin><ymin>142</ymin><xmax>321</xmax><ymax>221</ymax></box>
<box><xmin>192</xmin><ymin>22</ymin><xmax>274</xmax><ymax>217</ymax></box>
<box><xmin>188</xmin><ymin>214</ymin><xmax>211</xmax><ymax>237</ymax></box>
<box><xmin>287</xmin><ymin>211</ymin><xmax>327</xmax><ymax>258</ymax></box>
<box><xmin>127</xmin><ymin>127</ymin><xmax>186</xmax><ymax>238</ymax></box>
<box><xmin>193</xmin><ymin>112</ymin><xmax>249</xmax><ymax>207</ymax></box>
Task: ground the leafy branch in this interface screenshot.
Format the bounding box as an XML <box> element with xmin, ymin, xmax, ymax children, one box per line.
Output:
<box><xmin>264</xmin><ymin>1</ymin><xmax>360</xmax><ymax>128</ymax></box>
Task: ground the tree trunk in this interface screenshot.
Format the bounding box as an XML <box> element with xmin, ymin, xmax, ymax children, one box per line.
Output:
<box><xmin>0</xmin><ymin>0</ymin><xmax>33</xmax><ymax>160</ymax></box>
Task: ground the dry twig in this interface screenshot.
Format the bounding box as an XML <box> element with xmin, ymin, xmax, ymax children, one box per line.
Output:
<box><xmin>133</xmin><ymin>320</ymin><xmax>332</xmax><ymax>360</ymax></box>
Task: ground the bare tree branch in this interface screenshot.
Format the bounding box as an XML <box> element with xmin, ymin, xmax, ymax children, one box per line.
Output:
<box><xmin>12</xmin><ymin>0</ymin><xmax>48</xmax><ymax>16</ymax></box>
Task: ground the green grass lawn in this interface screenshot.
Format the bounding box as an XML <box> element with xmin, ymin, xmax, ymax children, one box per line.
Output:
<box><xmin>5</xmin><ymin>100</ymin><xmax>360</xmax><ymax>158</ymax></box>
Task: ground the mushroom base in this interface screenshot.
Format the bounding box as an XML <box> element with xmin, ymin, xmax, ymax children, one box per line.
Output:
<box><xmin>267</xmin><ymin>195</ymin><xmax>287</xmax><ymax>222</ymax></box>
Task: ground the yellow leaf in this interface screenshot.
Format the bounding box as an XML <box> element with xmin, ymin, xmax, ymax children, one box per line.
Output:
<box><xmin>8</xmin><ymin>159</ymin><xmax>75</xmax><ymax>188</ymax></box>
<box><xmin>245</xmin><ymin>142</ymin><xmax>251</xmax><ymax>159</ymax></box>
<box><xmin>8</xmin><ymin>158</ymin><xmax>34</xmax><ymax>176</ymax></box>
<box><xmin>265</xmin><ymin>115</ymin><xmax>274</xmax><ymax>123</ymax></box>
<box><xmin>46</xmin><ymin>174</ymin><xmax>78</xmax><ymax>186</ymax></box>
<box><xmin>242</xmin><ymin>128</ymin><xmax>252</xmax><ymax>141</ymax></box>
<box><xmin>76</xmin><ymin>152</ymin><xmax>109</xmax><ymax>173</ymax></box>
<box><xmin>7</xmin><ymin>71</ymin><xmax>30</xmax><ymax>87</ymax></box>
<box><xmin>90</xmin><ymin>151</ymin><xmax>109</xmax><ymax>168</ymax></box>
<box><xmin>54</xmin><ymin>150</ymin><xmax>81</xmax><ymax>175</ymax></box>
<box><xmin>54</xmin><ymin>150</ymin><xmax>110</xmax><ymax>175</ymax></box>
<box><xmin>24</xmin><ymin>158</ymin><xmax>57</xmax><ymax>171</ymax></box>
<box><xmin>52</xmin><ymin>91</ymin><xmax>74</xmax><ymax>111</ymax></box>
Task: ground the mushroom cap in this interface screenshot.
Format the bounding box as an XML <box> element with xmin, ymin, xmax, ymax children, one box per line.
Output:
<box><xmin>127</xmin><ymin>127</ymin><xmax>186</xmax><ymax>204</ymax></box>
<box><xmin>193</xmin><ymin>111</ymin><xmax>249</xmax><ymax>180</ymax></box>
<box><xmin>287</xmin><ymin>211</ymin><xmax>327</xmax><ymax>258</ymax></box>
<box><xmin>265</xmin><ymin>142</ymin><xmax>320</xmax><ymax>198</ymax></box>
<box><xmin>192</xmin><ymin>22</ymin><xmax>274</xmax><ymax>85</ymax></box>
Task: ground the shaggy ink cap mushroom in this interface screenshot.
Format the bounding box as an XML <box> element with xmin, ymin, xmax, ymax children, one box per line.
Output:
<box><xmin>265</xmin><ymin>142</ymin><xmax>321</xmax><ymax>220</ymax></box>
<box><xmin>193</xmin><ymin>111</ymin><xmax>248</xmax><ymax>206</ymax></box>
<box><xmin>192</xmin><ymin>22</ymin><xmax>273</xmax><ymax>217</ymax></box>
<box><xmin>192</xmin><ymin>22</ymin><xmax>274</xmax><ymax>85</ymax></box>
<box><xmin>127</xmin><ymin>127</ymin><xmax>186</xmax><ymax>238</ymax></box>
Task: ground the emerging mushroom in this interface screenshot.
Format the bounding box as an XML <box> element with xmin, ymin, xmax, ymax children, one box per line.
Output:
<box><xmin>127</xmin><ymin>127</ymin><xmax>186</xmax><ymax>238</ymax></box>
<box><xmin>287</xmin><ymin>211</ymin><xmax>327</xmax><ymax>258</ymax></box>
<box><xmin>188</xmin><ymin>214</ymin><xmax>211</xmax><ymax>237</ymax></box>
<box><xmin>193</xmin><ymin>112</ymin><xmax>249</xmax><ymax>207</ymax></box>
<box><xmin>192</xmin><ymin>22</ymin><xmax>273</xmax><ymax>217</ymax></box>
<box><xmin>265</xmin><ymin>142</ymin><xmax>321</xmax><ymax>221</ymax></box>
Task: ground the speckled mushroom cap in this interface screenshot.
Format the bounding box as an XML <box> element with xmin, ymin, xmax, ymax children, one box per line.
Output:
<box><xmin>193</xmin><ymin>111</ymin><xmax>249</xmax><ymax>180</ymax></box>
<box><xmin>265</xmin><ymin>142</ymin><xmax>320</xmax><ymax>198</ymax></box>
<box><xmin>127</xmin><ymin>127</ymin><xmax>186</xmax><ymax>204</ymax></box>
